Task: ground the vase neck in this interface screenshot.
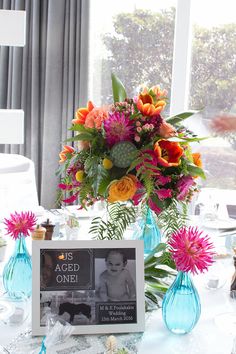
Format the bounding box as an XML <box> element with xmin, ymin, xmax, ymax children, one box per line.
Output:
<box><xmin>176</xmin><ymin>271</ymin><xmax>192</xmax><ymax>285</ymax></box>
<box><xmin>146</xmin><ymin>206</ymin><xmax>154</xmax><ymax>222</ymax></box>
<box><xmin>14</xmin><ymin>235</ymin><xmax>27</xmax><ymax>254</ymax></box>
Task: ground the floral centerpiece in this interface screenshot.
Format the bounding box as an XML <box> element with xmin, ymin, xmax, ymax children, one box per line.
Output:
<box><xmin>57</xmin><ymin>74</ymin><xmax>205</xmax><ymax>240</ymax></box>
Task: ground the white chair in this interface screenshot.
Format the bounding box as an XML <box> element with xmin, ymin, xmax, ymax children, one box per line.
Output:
<box><xmin>0</xmin><ymin>153</ymin><xmax>39</xmax><ymax>218</ymax></box>
<box><xmin>0</xmin><ymin>11</ymin><xmax>41</xmax><ymax>219</ymax></box>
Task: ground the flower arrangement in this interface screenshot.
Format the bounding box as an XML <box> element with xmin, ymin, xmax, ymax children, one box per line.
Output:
<box><xmin>4</xmin><ymin>211</ymin><xmax>37</xmax><ymax>239</ymax></box>
<box><xmin>168</xmin><ymin>226</ymin><xmax>215</xmax><ymax>274</ymax></box>
<box><xmin>161</xmin><ymin>226</ymin><xmax>215</xmax><ymax>334</ymax></box>
<box><xmin>57</xmin><ymin>74</ymin><xmax>205</xmax><ymax>239</ymax></box>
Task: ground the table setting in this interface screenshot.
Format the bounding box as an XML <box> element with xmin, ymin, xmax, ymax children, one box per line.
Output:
<box><xmin>0</xmin><ymin>75</ymin><xmax>236</xmax><ymax>353</ymax></box>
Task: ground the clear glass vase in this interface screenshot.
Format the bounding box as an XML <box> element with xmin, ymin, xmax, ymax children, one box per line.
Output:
<box><xmin>3</xmin><ymin>235</ymin><xmax>32</xmax><ymax>299</ymax></box>
<box><xmin>132</xmin><ymin>206</ymin><xmax>161</xmax><ymax>256</ymax></box>
<box><xmin>162</xmin><ymin>271</ymin><xmax>201</xmax><ymax>334</ymax></box>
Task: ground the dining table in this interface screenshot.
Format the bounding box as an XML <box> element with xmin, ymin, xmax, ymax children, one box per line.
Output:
<box><xmin>0</xmin><ymin>208</ymin><xmax>235</xmax><ymax>354</ymax></box>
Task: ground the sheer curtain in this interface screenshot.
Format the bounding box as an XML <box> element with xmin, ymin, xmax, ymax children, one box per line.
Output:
<box><xmin>0</xmin><ymin>0</ymin><xmax>90</xmax><ymax>208</ymax></box>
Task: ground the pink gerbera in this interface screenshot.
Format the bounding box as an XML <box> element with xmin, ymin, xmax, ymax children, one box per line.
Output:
<box><xmin>103</xmin><ymin>112</ymin><xmax>134</xmax><ymax>146</ymax></box>
<box><xmin>4</xmin><ymin>211</ymin><xmax>37</xmax><ymax>240</ymax></box>
<box><xmin>168</xmin><ymin>226</ymin><xmax>215</xmax><ymax>274</ymax></box>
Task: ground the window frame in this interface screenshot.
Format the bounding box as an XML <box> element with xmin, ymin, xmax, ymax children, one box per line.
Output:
<box><xmin>170</xmin><ymin>0</ymin><xmax>192</xmax><ymax>115</ymax></box>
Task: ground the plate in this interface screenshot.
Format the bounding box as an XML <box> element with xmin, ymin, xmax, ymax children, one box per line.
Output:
<box><xmin>203</xmin><ymin>218</ymin><xmax>236</xmax><ymax>230</ymax></box>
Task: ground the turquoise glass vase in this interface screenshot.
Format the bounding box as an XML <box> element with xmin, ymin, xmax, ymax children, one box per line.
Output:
<box><xmin>162</xmin><ymin>271</ymin><xmax>201</xmax><ymax>334</ymax></box>
<box><xmin>132</xmin><ymin>206</ymin><xmax>161</xmax><ymax>255</ymax></box>
<box><xmin>3</xmin><ymin>235</ymin><xmax>32</xmax><ymax>299</ymax></box>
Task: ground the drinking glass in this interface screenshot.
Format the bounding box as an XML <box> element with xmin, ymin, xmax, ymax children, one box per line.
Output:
<box><xmin>214</xmin><ymin>290</ymin><xmax>236</xmax><ymax>335</ymax></box>
<box><xmin>0</xmin><ymin>291</ymin><xmax>30</xmax><ymax>326</ymax></box>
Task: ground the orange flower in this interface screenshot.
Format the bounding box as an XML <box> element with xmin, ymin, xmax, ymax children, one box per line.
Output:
<box><xmin>151</xmin><ymin>85</ymin><xmax>168</xmax><ymax>99</ymax></box>
<box><xmin>192</xmin><ymin>153</ymin><xmax>202</xmax><ymax>168</ymax></box>
<box><xmin>159</xmin><ymin>121</ymin><xmax>176</xmax><ymax>138</ymax></box>
<box><xmin>154</xmin><ymin>139</ymin><xmax>183</xmax><ymax>167</ymax></box>
<box><xmin>136</xmin><ymin>86</ymin><xmax>167</xmax><ymax>116</ymax></box>
<box><xmin>84</xmin><ymin>107</ymin><xmax>108</xmax><ymax>129</ymax></box>
<box><xmin>72</xmin><ymin>101</ymin><xmax>94</xmax><ymax>125</ymax></box>
<box><xmin>59</xmin><ymin>145</ymin><xmax>75</xmax><ymax>163</ymax></box>
<box><xmin>107</xmin><ymin>174</ymin><xmax>138</xmax><ymax>203</ymax></box>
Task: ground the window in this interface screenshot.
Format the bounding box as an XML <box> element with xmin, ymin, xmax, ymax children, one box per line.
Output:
<box><xmin>89</xmin><ymin>0</ymin><xmax>177</xmax><ymax>116</ymax></box>
<box><xmin>188</xmin><ymin>0</ymin><xmax>236</xmax><ymax>190</ymax></box>
<box><xmin>88</xmin><ymin>0</ymin><xmax>236</xmax><ymax>192</ymax></box>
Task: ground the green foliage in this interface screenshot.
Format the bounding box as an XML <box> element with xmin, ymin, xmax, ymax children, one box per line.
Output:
<box><xmin>166</xmin><ymin>111</ymin><xmax>199</xmax><ymax>125</ymax></box>
<box><xmin>117</xmin><ymin>349</ymin><xmax>129</xmax><ymax>354</ymax></box>
<box><xmin>89</xmin><ymin>203</ymin><xmax>136</xmax><ymax>240</ymax></box>
<box><xmin>111</xmin><ymin>73</ymin><xmax>127</xmax><ymax>102</ymax></box>
<box><xmin>186</xmin><ymin>163</ymin><xmax>206</xmax><ymax>179</ymax></box>
<box><xmin>144</xmin><ymin>243</ymin><xmax>176</xmax><ymax>307</ymax></box>
<box><xmin>157</xmin><ymin>201</ymin><xmax>189</xmax><ymax>239</ymax></box>
<box><xmin>78</xmin><ymin>181</ymin><xmax>93</xmax><ymax>207</ymax></box>
<box><xmin>84</xmin><ymin>156</ymin><xmax>109</xmax><ymax>196</ymax></box>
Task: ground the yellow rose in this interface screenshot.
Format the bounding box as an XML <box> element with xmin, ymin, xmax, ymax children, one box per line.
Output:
<box><xmin>75</xmin><ymin>170</ymin><xmax>84</xmax><ymax>182</ymax></box>
<box><xmin>107</xmin><ymin>174</ymin><xmax>138</xmax><ymax>203</ymax></box>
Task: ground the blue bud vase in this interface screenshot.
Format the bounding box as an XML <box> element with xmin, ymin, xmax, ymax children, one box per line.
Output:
<box><xmin>3</xmin><ymin>234</ymin><xmax>32</xmax><ymax>299</ymax></box>
<box><xmin>132</xmin><ymin>206</ymin><xmax>161</xmax><ymax>256</ymax></box>
<box><xmin>162</xmin><ymin>271</ymin><xmax>201</xmax><ymax>334</ymax></box>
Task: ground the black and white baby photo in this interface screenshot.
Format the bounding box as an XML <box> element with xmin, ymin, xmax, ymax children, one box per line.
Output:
<box><xmin>94</xmin><ymin>248</ymin><xmax>136</xmax><ymax>302</ymax></box>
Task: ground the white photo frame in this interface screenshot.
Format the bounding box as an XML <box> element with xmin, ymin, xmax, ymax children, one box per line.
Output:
<box><xmin>32</xmin><ymin>240</ymin><xmax>145</xmax><ymax>335</ymax></box>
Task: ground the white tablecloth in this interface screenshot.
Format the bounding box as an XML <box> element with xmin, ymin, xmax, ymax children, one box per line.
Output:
<box><xmin>0</xmin><ymin>214</ymin><xmax>235</xmax><ymax>353</ymax></box>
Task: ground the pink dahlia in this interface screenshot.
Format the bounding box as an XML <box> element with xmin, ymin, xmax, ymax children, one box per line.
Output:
<box><xmin>4</xmin><ymin>211</ymin><xmax>37</xmax><ymax>240</ymax></box>
<box><xmin>169</xmin><ymin>226</ymin><xmax>215</xmax><ymax>274</ymax></box>
<box><xmin>103</xmin><ymin>112</ymin><xmax>134</xmax><ymax>146</ymax></box>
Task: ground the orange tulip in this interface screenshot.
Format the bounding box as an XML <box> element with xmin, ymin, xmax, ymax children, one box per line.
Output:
<box><xmin>59</xmin><ymin>145</ymin><xmax>75</xmax><ymax>163</ymax></box>
<box><xmin>154</xmin><ymin>139</ymin><xmax>183</xmax><ymax>167</ymax></box>
<box><xmin>72</xmin><ymin>101</ymin><xmax>94</xmax><ymax>125</ymax></box>
<box><xmin>136</xmin><ymin>85</ymin><xmax>167</xmax><ymax>116</ymax></box>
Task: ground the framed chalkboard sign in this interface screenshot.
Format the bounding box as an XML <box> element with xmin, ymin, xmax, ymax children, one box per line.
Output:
<box><xmin>32</xmin><ymin>240</ymin><xmax>145</xmax><ymax>335</ymax></box>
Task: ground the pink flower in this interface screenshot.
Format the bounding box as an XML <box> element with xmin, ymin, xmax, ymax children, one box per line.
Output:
<box><xmin>104</xmin><ymin>112</ymin><xmax>134</xmax><ymax>146</ymax></box>
<box><xmin>168</xmin><ymin>227</ymin><xmax>215</xmax><ymax>274</ymax></box>
<box><xmin>132</xmin><ymin>191</ymin><xmax>145</xmax><ymax>206</ymax></box>
<box><xmin>156</xmin><ymin>188</ymin><xmax>172</xmax><ymax>200</ymax></box>
<box><xmin>158</xmin><ymin>121</ymin><xmax>176</xmax><ymax>138</ymax></box>
<box><xmin>156</xmin><ymin>175</ymin><xmax>171</xmax><ymax>186</ymax></box>
<box><xmin>84</xmin><ymin>107</ymin><xmax>108</xmax><ymax>129</ymax></box>
<box><xmin>58</xmin><ymin>183</ymin><xmax>73</xmax><ymax>191</ymax></box>
<box><xmin>136</xmin><ymin>150</ymin><xmax>159</xmax><ymax>173</ymax></box>
<box><xmin>176</xmin><ymin>175</ymin><xmax>195</xmax><ymax>201</ymax></box>
<box><xmin>4</xmin><ymin>211</ymin><xmax>37</xmax><ymax>240</ymax></box>
<box><xmin>62</xmin><ymin>192</ymin><xmax>79</xmax><ymax>204</ymax></box>
<box><xmin>148</xmin><ymin>198</ymin><xmax>162</xmax><ymax>214</ymax></box>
